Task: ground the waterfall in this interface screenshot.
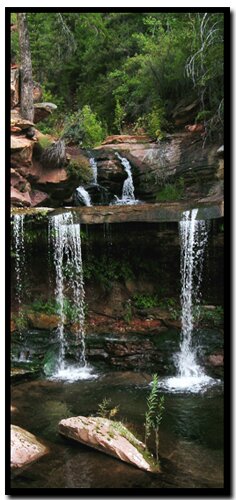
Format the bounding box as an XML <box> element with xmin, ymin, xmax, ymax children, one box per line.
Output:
<box><xmin>89</xmin><ymin>157</ymin><xmax>98</xmax><ymax>185</ymax></box>
<box><xmin>160</xmin><ymin>209</ymin><xmax>219</xmax><ymax>392</ymax></box>
<box><xmin>176</xmin><ymin>209</ymin><xmax>209</xmax><ymax>377</ymax></box>
<box><xmin>12</xmin><ymin>214</ymin><xmax>25</xmax><ymax>324</ymax></box>
<box><xmin>49</xmin><ymin>212</ymin><xmax>96</xmax><ymax>380</ymax></box>
<box><xmin>113</xmin><ymin>152</ymin><xmax>139</xmax><ymax>205</ymax></box>
<box><xmin>75</xmin><ymin>186</ymin><xmax>92</xmax><ymax>206</ymax></box>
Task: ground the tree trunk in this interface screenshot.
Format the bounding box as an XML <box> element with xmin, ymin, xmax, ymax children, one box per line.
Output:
<box><xmin>17</xmin><ymin>13</ymin><xmax>34</xmax><ymax>122</ymax></box>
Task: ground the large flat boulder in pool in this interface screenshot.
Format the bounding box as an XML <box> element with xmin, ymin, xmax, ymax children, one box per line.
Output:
<box><xmin>58</xmin><ymin>416</ymin><xmax>158</xmax><ymax>473</ymax></box>
<box><xmin>11</xmin><ymin>425</ymin><xmax>48</xmax><ymax>470</ymax></box>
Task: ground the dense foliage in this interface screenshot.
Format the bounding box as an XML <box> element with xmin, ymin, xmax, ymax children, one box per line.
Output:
<box><xmin>11</xmin><ymin>11</ymin><xmax>224</xmax><ymax>143</ymax></box>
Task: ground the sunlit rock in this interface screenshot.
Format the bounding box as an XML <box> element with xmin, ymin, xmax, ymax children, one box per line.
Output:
<box><xmin>58</xmin><ymin>416</ymin><xmax>158</xmax><ymax>473</ymax></box>
<box><xmin>11</xmin><ymin>425</ymin><xmax>48</xmax><ymax>470</ymax></box>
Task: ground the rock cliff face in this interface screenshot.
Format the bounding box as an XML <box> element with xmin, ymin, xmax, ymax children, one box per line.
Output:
<box><xmin>94</xmin><ymin>133</ymin><xmax>224</xmax><ymax>203</ymax></box>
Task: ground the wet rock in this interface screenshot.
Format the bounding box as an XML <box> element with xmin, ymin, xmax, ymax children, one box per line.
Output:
<box><xmin>11</xmin><ymin>367</ymin><xmax>39</xmax><ymax>382</ymax></box>
<box><xmin>11</xmin><ymin>424</ymin><xmax>48</xmax><ymax>470</ymax></box>
<box><xmin>208</xmin><ymin>353</ymin><xmax>224</xmax><ymax>366</ymax></box>
<box><xmin>58</xmin><ymin>416</ymin><xmax>157</xmax><ymax>473</ymax></box>
<box><xmin>27</xmin><ymin>312</ymin><xmax>59</xmax><ymax>330</ymax></box>
<box><xmin>95</xmin><ymin>132</ymin><xmax>223</xmax><ymax>203</ymax></box>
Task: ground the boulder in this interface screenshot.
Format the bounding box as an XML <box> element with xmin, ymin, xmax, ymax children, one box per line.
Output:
<box><xmin>34</xmin><ymin>102</ymin><xmax>57</xmax><ymax>123</ymax></box>
<box><xmin>11</xmin><ymin>187</ymin><xmax>31</xmax><ymax>207</ymax></box>
<box><xmin>11</xmin><ymin>135</ymin><xmax>34</xmax><ymax>166</ymax></box>
<box><xmin>58</xmin><ymin>416</ymin><xmax>157</xmax><ymax>472</ymax></box>
<box><xmin>11</xmin><ymin>109</ymin><xmax>34</xmax><ymax>130</ymax></box>
<box><xmin>30</xmin><ymin>190</ymin><xmax>50</xmax><ymax>207</ymax></box>
<box><xmin>10</xmin><ymin>168</ymin><xmax>31</xmax><ymax>193</ymax></box>
<box><xmin>11</xmin><ymin>425</ymin><xmax>48</xmax><ymax>470</ymax></box>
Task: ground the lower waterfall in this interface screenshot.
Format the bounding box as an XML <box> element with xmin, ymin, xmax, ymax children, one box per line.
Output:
<box><xmin>49</xmin><ymin>212</ymin><xmax>96</xmax><ymax>380</ymax></box>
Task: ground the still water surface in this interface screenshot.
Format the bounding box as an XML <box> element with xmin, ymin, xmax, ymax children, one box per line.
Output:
<box><xmin>11</xmin><ymin>370</ymin><xmax>223</xmax><ymax>490</ymax></box>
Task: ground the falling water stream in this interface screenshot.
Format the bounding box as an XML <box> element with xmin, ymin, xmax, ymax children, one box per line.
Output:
<box><xmin>113</xmin><ymin>152</ymin><xmax>139</xmax><ymax>205</ymax></box>
<box><xmin>49</xmin><ymin>212</ymin><xmax>96</xmax><ymax>380</ymax></box>
<box><xmin>75</xmin><ymin>186</ymin><xmax>92</xmax><ymax>207</ymax></box>
<box><xmin>160</xmin><ymin>209</ymin><xmax>220</xmax><ymax>392</ymax></box>
<box><xmin>12</xmin><ymin>214</ymin><xmax>25</xmax><ymax>327</ymax></box>
<box><xmin>89</xmin><ymin>157</ymin><xmax>98</xmax><ymax>185</ymax></box>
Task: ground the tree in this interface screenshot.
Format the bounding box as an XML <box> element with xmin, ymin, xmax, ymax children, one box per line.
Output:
<box><xmin>17</xmin><ymin>13</ymin><xmax>34</xmax><ymax>121</ymax></box>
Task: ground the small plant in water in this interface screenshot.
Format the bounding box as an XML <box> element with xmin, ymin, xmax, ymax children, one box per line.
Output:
<box><xmin>144</xmin><ymin>373</ymin><xmax>165</xmax><ymax>463</ymax></box>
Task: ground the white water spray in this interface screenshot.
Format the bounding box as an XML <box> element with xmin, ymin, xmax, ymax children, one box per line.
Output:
<box><xmin>113</xmin><ymin>152</ymin><xmax>139</xmax><ymax>205</ymax></box>
<box><xmin>49</xmin><ymin>212</ymin><xmax>96</xmax><ymax>380</ymax></box>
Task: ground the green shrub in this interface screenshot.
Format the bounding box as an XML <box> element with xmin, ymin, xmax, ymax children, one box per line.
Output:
<box><xmin>114</xmin><ymin>97</ymin><xmax>126</xmax><ymax>133</ymax></box>
<box><xmin>63</xmin><ymin>105</ymin><xmax>106</xmax><ymax>148</ymax></box>
<box><xmin>38</xmin><ymin>136</ymin><xmax>53</xmax><ymax>149</ymax></box>
<box><xmin>66</xmin><ymin>157</ymin><xmax>92</xmax><ymax>184</ymax></box>
<box><xmin>195</xmin><ymin>110</ymin><xmax>212</xmax><ymax>123</ymax></box>
<box><xmin>132</xmin><ymin>293</ymin><xmax>159</xmax><ymax>309</ymax></box>
<box><xmin>144</xmin><ymin>102</ymin><xmax>168</xmax><ymax>140</ymax></box>
<box><xmin>156</xmin><ymin>178</ymin><xmax>185</xmax><ymax>202</ymax></box>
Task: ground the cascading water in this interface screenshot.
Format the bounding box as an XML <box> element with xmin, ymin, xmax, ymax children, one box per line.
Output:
<box><xmin>160</xmin><ymin>209</ymin><xmax>219</xmax><ymax>392</ymax></box>
<box><xmin>89</xmin><ymin>157</ymin><xmax>98</xmax><ymax>185</ymax></box>
<box><xmin>75</xmin><ymin>186</ymin><xmax>92</xmax><ymax>206</ymax></box>
<box><xmin>112</xmin><ymin>152</ymin><xmax>140</xmax><ymax>205</ymax></box>
<box><xmin>12</xmin><ymin>214</ymin><xmax>25</xmax><ymax>325</ymax></box>
<box><xmin>49</xmin><ymin>212</ymin><xmax>96</xmax><ymax>380</ymax></box>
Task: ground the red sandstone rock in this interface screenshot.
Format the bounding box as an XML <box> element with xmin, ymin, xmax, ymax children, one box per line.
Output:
<box><xmin>11</xmin><ymin>187</ymin><xmax>31</xmax><ymax>207</ymax></box>
<box><xmin>185</xmin><ymin>123</ymin><xmax>205</xmax><ymax>133</ymax></box>
<box><xmin>11</xmin><ymin>425</ymin><xmax>48</xmax><ymax>470</ymax></box>
<box><xmin>11</xmin><ymin>109</ymin><xmax>34</xmax><ymax>130</ymax></box>
<box><xmin>30</xmin><ymin>190</ymin><xmax>50</xmax><ymax>207</ymax></box>
<box><xmin>102</xmin><ymin>134</ymin><xmax>151</xmax><ymax>145</ymax></box>
<box><xmin>208</xmin><ymin>354</ymin><xmax>224</xmax><ymax>366</ymax></box>
<box><xmin>58</xmin><ymin>416</ymin><xmax>157</xmax><ymax>472</ymax></box>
